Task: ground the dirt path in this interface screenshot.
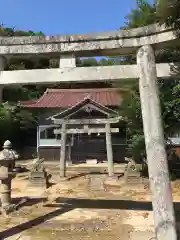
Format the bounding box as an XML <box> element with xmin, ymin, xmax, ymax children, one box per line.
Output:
<box><xmin>0</xmin><ymin>175</ymin><xmax>156</xmax><ymax>240</ymax></box>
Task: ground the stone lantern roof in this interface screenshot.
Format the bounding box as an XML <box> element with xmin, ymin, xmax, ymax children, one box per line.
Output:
<box><xmin>0</xmin><ymin>140</ymin><xmax>19</xmax><ymax>160</ymax></box>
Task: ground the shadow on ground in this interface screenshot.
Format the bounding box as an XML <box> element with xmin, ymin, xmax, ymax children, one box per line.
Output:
<box><xmin>1</xmin><ymin>197</ymin><xmax>180</xmax><ymax>238</ymax></box>
<box><xmin>11</xmin><ymin>197</ymin><xmax>46</xmax><ymax>210</ymax></box>
<box><xmin>0</xmin><ymin>205</ymin><xmax>73</xmax><ymax>239</ymax></box>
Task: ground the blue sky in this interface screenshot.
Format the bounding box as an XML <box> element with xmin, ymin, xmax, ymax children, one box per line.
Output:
<box><xmin>0</xmin><ymin>0</ymin><xmax>141</xmax><ymax>35</ymax></box>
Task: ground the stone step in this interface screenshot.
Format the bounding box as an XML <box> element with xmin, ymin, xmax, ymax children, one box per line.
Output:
<box><xmin>30</xmin><ymin>180</ymin><xmax>47</xmax><ymax>184</ymax></box>
<box><xmin>30</xmin><ymin>183</ymin><xmax>47</xmax><ymax>186</ymax></box>
<box><xmin>30</xmin><ymin>178</ymin><xmax>46</xmax><ymax>182</ymax></box>
<box><xmin>127</xmin><ymin>177</ymin><xmax>143</xmax><ymax>184</ymax></box>
<box><xmin>66</xmin><ymin>166</ymin><xmax>125</xmax><ymax>173</ymax></box>
<box><xmin>88</xmin><ymin>175</ymin><xmax>106</xmax><ymax>191</ymax></box>
<box><xmin>127</xmin><ymin>180</ymin><xmax>142</xmax><ymax>183</ymax></box>
<box><xmin>127</xmin><ymin>176</ymin><xmax>141</xmax><ymax>179</ymax></box>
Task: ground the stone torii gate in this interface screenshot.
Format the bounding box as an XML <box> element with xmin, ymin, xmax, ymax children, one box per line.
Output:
<box><xmin>0</xmin><ymin>23</ymin><xmax>179</xmax><ymax>239</ymax></box>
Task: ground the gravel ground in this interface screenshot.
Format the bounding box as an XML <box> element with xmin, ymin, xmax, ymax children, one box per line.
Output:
<box><xmin>0</xmin><ymin>172</ymin><xmax>166</xmax><ymax>240</ymax></box>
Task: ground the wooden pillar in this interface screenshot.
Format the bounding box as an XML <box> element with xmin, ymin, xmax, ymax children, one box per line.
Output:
<box><xmin>137</xmin><ymin>45</ymin><xmax>177</xmax><ymax>240</ymax></box>
<box><xmin>60</xmin><ymin>123</ymin><xmax>67</xmax><ymax>177</ymax></box>
<box><xmin>0</xmin><ymin>57</ymin><xmax>6</xmax><ymax>103</ymax></box>
<box><xmin>105</xmin><ymin>123</ymin><xmax>114</xmax><ymax>177</ymax></box>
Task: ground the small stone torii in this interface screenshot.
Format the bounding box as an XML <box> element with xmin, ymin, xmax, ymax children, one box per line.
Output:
<box><xmin>0</xmin><ymin>23</ymin><xmax>178</xmax><ymax>239</ymax></box>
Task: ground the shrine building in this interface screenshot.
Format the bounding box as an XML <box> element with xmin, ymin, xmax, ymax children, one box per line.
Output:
<box><xmin>21</xmin><ymin>88</ymin><xmax>127</xmax><ymax>164</ymax></box>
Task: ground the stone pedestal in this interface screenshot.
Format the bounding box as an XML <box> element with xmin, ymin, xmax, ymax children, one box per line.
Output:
<box><xmin>124</xmin><ymin>167</ymin><xmax>141</xmax><ymax>184</ymax></box>
<box><xmin>29</xmin><ymin>158</ymin><xmax>48</xmax><ymax>189</ymax></box>
<box><xmin>106</xmin><ymin>175</ymin><xmax>118</xmax><ymax>181</ymax></box>
<box><xmin>0</xmin><ymin>179</ymin><xmax>16</xmax><ymax>216</ymax></box>
<box><xmin>0</xmin><ymin>140</ymin><xmax>19</xmax><ymax>215</ymax></box>
<box><xmin>0</xmin><ymin>179</ymin><xmax>11</xmax><ymax>208</ymax></box>
<box><xmin>30</xmin><ymin>171</ymin><xmax>48</xmax><ymax>188</ymax></box>
<box><xmin>66</xmin><ymin>159</ymin><xmax>72</xmax><ymax>167</ymax></box>
<box><xmin>124</xmin><ymin>158</ymin><xmax>141</xmax><ymax>184</ymax></box>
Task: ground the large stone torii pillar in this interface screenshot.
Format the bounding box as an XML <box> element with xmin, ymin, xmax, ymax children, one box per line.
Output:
<box><xmin>137</xmin><ymin>45</ymin><xmax>177</xmax><ymax>240</ymax></box>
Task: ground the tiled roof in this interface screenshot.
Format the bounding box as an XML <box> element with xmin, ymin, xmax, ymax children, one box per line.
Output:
<box><xmin>20</xmin><ymin>88</ymin><xmax>123</xmax><ymax>108</ymax></box>
<box><xmin>20</xmin><ymin>100</ymin><xmax>37</xmax><ymax>105</ymax></box>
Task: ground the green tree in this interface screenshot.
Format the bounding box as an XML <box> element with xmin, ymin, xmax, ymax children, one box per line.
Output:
<box><xmin>0</xmin><ymin>102</ymin><xmax>36</xmax><ymax>147</ymax></box>
<box><xmin>119</xmin><ymin>0</ymin><xmax>180</xmax><ymax>160</ymax></box>
<box><xmin>157</xmin><ymin>0</ymin><xmax>180</xmax><ymax>30</ymax></box>
<box><xmin>0</xmin><ymin>26</ymin><xmax>47</xmax><ymax>148</ymax></box>
<box><xmin>124</xmin><ymin>0</ymin><xmax>157</xmax><ymax>29</ymax></box>
<box><xmin>0</xmin><ymin>26</ymin><xmax>117</xmax><ymax>148</ymax></box>
<box><xmin>1</xmin><ymin>2</ymin><xmax>180</xmax><ymax>153</ymax></box>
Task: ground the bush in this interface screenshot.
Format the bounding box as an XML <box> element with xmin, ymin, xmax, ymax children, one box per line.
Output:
<box><xmin>129</xmin><ymin>134</ymin><xmax>146</xmax><ymax>162</ymax></box>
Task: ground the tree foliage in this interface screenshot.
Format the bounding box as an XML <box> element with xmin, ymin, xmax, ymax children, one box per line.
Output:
<box><xmin>119</xmin><ymin>0</ymin><xmax>180</xmax><ymax>160</ymax></box>
<box><xmin>157</xmin><ymin>0</ymin><xmax>180</xmax><ymax>30</ymax></box>
<box><xmin>0</xmin><ymin>102</ymin><xmax>37</xmax><ymax>147</ymax></box>
<box><xmin>0</xmin><ymin>24</ymin><xmax>44</xmax><ymax>36</ymax></box>
<box><xmin>0</xmin><ymin>27</ymin><xmax>116</xmax><ymax>148</ymax></box>
<box><xmin>0</xmin><ymin>0</ymin><xmax>180</xmax><ymax>156</ymax></box>
<box><xmin>123</xmin><ymin>0</ymin><xmax>157</xmax><ymax>29</ymax></box>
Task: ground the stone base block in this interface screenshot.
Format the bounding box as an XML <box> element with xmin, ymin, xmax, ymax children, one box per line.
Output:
<box><xmin>29</xmin><ymin>180</ymin><xmax>48</xmax><ymax>188</ymax></box>
<box><xmin>29</xmin><ymin>171</ymin><xmax>48</xmax><ymax>189</ymax></box>
<box><xmin>106</xmin><ymin>175</ymin><xmax>119</xmax><ymax>181</ymax></box>
<box><xmin>30</xmin><ymin>171</ymin><xmax>47</xmax><ymax>179</ymax></box>
<box><xmin>125</xmin><ymin>177</ymin><xmax>143</xmax><ymax>185</ymax></box>
<box><xmin>66</xmin><ymin>161</ymin><xmax>73</xmax><ymax>167</ymax></box>
<box><xmin>86</xmin><ymin>159</ymin><xmax>98</xmax><ymax>165</ymax></box>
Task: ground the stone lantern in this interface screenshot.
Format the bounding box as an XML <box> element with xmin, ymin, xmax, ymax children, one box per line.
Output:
<box><xmin>0</xmin><ymin>140</ymin><xmax>19</xmax><ymax>212</ymax></box>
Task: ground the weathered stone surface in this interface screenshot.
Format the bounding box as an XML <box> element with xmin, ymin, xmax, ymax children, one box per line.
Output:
<box><xmin>0</xmin><ymin>23</ymin><xmax>170</xmax><ymax>44</ymax></box>
<box><xmin>86</xmin><ymin>159</ymin><xmax>98</xmax><ymax>165</ymax></box>
<box><xmin>53</xmin><ymin>117</ymin><xmax>122</xmax><ymax>125</ymax></box>
<box><xmin>54</xmin><ymin>127</ymin><xmax>119</xmax><ymax>134</ymax></box>
<box><xmin>137</xmin><ymin>45</ymin><xmax>176</xmax><ymax>240</ymax></box>
<box><xmin>60</xmin><ymin>123</ymin><xmax>67</xmax><ymax>178</ymax></box>
<box><xmin>105</xmin><ymin>123</ymin><xmax>114</xmax><ymax>177</ymax></box>
<box><xmin>59</xmin><ymin>54</ymin><xmax>76</xmax><ymax>68</ymax></box>
<box><xmin>0</xmin><ymin>141</ymin><xmax>19</xmax><ymax>213</ymax></box>
<box><xmin>124</xmin><ymin>158</ymin><xmax>141</xmax><ymax>184</ymax></box>
<box><xmin>30</xmin><ymin>158</ymin><xmax>48</xmax><ymax>188</ymax></box>
<box><xmin>87</xmin><ymin>174</ymin><xmax>106</xmax><ymax>191</ymax></box>
<box><xmin>0</xmin><ymin>24</ymin><xmax>177</xmax><ymax>57</ymax></box>
<box><xmin>0</xmin><ymin>63</ymin><xmax>178</xmax><ymax>85</ymax></box>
